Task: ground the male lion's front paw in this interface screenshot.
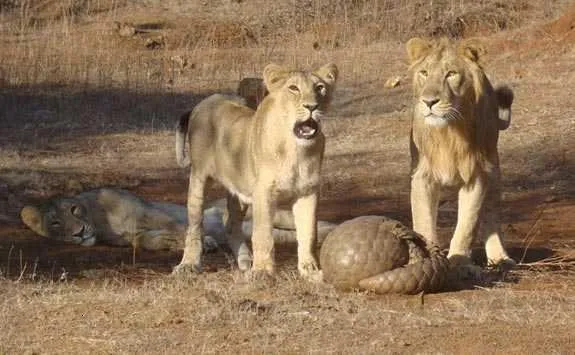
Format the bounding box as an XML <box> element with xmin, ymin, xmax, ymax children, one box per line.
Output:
<box><xmin>447</xmin><ymin>254</ymin><xmax>482</xmax><ymax>282</ymax></box>
<box><xmin>172</xmin><ymin>262</ymin><xmax>202</xmax><ymax>276</ymax></box>
<box><xmin>487</xmin><ymin>256</ymin><xmax>516</xmax><ymax>271</ymax></box>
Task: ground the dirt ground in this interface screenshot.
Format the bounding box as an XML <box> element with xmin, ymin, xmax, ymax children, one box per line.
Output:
<box><xmin>1</xmin><ymin>1</ymin><xmax>575</xmax><ymax>354</ymax></box>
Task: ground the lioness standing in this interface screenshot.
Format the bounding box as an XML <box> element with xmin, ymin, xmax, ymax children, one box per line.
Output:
<box><xmin>174</xmin><ymin>63</ymin><xmax>338</xmax><ymax>278</ymax></box>
<box><xmin>406</xmin><ymin>37</ymin><xmax>515</xmax><ymax>271</ymax></box>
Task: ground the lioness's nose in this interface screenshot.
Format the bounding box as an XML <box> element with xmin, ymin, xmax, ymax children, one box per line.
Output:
<box><xmin>303</xmin><ymin>103</ymin><xmax>318</xmax><ymax>112</ymax></box>
<box><xmin>422</xmin><ymin>98</ymin><xmax>439</xmax><ymax>108</ymax></box>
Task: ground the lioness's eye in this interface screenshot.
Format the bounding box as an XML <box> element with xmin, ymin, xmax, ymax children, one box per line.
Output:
<box><xmin>51</xmin><ymin>221</ymin><xmax>61</xmax><ymax>228</ymax></box>
<box><xmin>288</xmin><ymin>84</ymin><xmax>299</xmax><ymax>92</ymax></box>
<box><xmin>316</xmin><ymin>84</ymin><xmax>326</xmax><ymax>94</ymax></box>
<box><xmin>419</xmin><ymin>70</ymin><xmax>428</xmax><ymax>77</ymax></box>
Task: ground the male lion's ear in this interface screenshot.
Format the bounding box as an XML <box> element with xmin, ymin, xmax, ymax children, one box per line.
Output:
<box><xmin>314</xmin><ymin>63</ymin><xmax>338</xmax><ymax>86</ymax></box>
<box><xmin>458</xmin><ymin>38</ymin><xmax>486</xmax><ymax>63</ymax></box>
<box><xmin>263</xmin><ymin>63</ymin><xmax>291</xmax><ymax>92</ymax></box>
<box><xmin>406</xmin><ymin>37</ymin><xmax>431</xmax><ymax>64</ymax></box>
<box><xmin>20</xmin><ymin>205</ymin><xmax>48</xmax><ymax>237</ymax></box>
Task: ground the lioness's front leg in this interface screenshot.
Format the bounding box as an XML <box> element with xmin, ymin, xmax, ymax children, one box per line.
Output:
<box><xmin>173</xmin><ymin>173</ymin><xmax>206</xmax><ymax>274</ymax></box>
<box><xmin>251</xmin><ymin>186</ymin><xmax>276</xmax><ymax>274</ymax></box>
<box><xmin>292</xmin><ymin>193</ymin><xmax>320</xmax><ymax>279</ymax></box>
<box><xmin>410</xmin><ymin>173</ymin><xmax>440</xmax><ymax>245</ymax></box>
<box><xmin>226</xmin><ymin>194</ymin><xmax>252</xmax><ymax>271</ymax></box>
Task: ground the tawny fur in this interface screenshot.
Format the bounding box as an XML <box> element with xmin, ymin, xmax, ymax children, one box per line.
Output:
<box><xmin>406</xmin><ymin>37</ymin><xmax>515</xmax><ymax>270</ymax></box>
<box><xmin>174</xmin><ymin>63</ymin><xmax>338</xmax><ymax>278</ymax></box>
<box><xmin>20</xmin><ymin>188</ymin><xmax>336</xmax><ymax>252</ymax></box>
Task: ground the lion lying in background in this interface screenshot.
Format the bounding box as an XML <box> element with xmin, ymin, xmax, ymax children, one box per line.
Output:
<box><xmin>20</xmin><ymin>188</ymin><xmax>336</xmax><ymax>252</ymax></box>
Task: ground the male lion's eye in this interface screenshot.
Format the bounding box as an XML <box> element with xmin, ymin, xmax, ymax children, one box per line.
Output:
<box><xmin>316</xmin><ymin>84</ymin><xmax>326</xmax><ymax>94</ymax></box>
<box><xmin>419</xmin><ymin>70</ymin><xmax>428</xmax><ymax>77</ymax></box>
<box><xmin>288</xmin><ymin>84</ymin><xmax>299</xmax><ymax>92</ymax></box>
<box><xmin>446</xmin><ymin>70</ymin><xmax>458</xmax><ymax>78</ymax></box>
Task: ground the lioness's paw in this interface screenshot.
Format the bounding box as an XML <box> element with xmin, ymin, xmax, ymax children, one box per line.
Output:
<box><xmin>172</xmin><ymin>262</ymin><xmax>202</xmax><ymax>276</ymax></box>
<box><xmin>298</xmin><ymin>260</ymin><xmax>323</xmax><ymax>282</ymax></box>
<box><xmin>245</xmin><ymin>269</ymin><xmax>277</xmax><ymax>288</ymax></box>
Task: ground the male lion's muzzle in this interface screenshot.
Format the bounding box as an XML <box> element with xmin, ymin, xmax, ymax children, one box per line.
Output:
<box><xmin>293</xmin><ymin>118</ymin><xmax>320</xmax><ymax>140</ymax></box>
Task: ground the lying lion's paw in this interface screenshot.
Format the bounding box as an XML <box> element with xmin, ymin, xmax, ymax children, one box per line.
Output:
<box><xmin>203</xmin><ymin>235</ymin><xmax>219</xmax><ymax>253</ymax></box>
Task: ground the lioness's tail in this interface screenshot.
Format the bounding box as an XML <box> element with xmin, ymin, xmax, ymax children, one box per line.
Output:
<box><xmin>175</xmin><ymin>111</ymin><xmax>191</xmax><ymax>168</ymax></box>
<box><xmin>358</xmin><ymin>241</ymin><xmax>449</xmax><ymax>295</ymax></box>
<box><xmin>495</xmin><ymin>85</ymin><xmax>514</xmax><ymax>131</ymax></box>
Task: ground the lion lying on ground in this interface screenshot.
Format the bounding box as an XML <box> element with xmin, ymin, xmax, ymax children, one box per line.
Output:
<box><xmin>20</xmin><ymin>188</ymin><xmax>336</xmax><ymax>252</ymax></box>
<box><xmin>175</xmin><ymin>63</ymin><xmax>338</xmax><ymax>278</ymax></box>
<box><xmin>406</xmin><ymin>37</ymin><xmax>515</xmax><ymax>272</ymax></box>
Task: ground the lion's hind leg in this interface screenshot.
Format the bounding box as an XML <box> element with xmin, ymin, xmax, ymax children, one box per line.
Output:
<box><xmin>226</xmin><ymin>194</ymin><xmax>252</xmax><ymax>271</ymax></box>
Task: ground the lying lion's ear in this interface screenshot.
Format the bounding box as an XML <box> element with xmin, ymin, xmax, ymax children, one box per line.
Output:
<box><xmin>458</xmin><ymin>38</ymin><xmax>486</xmax><ymax>63</ymax></box>
<box><xmin>406</xmin><ymin>37</ymin><xmax>432</xmax><ymax>64</ymax></box>
<box><xmin>263</xmin><ymin>64</ymin><xmax>291</xmax><ymax>92</ymax></box>
<box><xmin>314</xmin><ymin>63</ymin><xmax>338</xmax><ymax>86</ymax></box>
<box><xmin>20</xmin><ymin>205</ymin><xmax>48</xmax><ymax>237</ymax></box>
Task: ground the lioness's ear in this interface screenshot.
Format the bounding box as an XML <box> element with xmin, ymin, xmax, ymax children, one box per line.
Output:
<box><xmin>263</xmin><ymin>64</ymin><xmax>291</xmax><ymax>92</ymax></box>
<box><xmin>406</xmin><ymin>37</ymin><xmax>432</xmax><ymax>64</ymax></box>
<box><xmin>20</xmin><ymin>205</ymin><xmax>48</xmax><ymax>237</ymax></box>
<box><xmin>458</xmin><ymin>38</ymin><xmax>486</xmax><ymax>63</ymax></box>
<box><xmin>314</xmin><ymin>63</ymin><xmax>338</xmax><ymax>86</ymax></box>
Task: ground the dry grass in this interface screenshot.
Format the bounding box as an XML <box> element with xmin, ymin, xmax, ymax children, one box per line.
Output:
<box><xmin>1</xmin><ymin>0</ymin><xmax>575</xmax><ymax>353</ymax></box>
<box><xmin>1</xmin><ymin>266</ymin><xmax>574</xmax><ymax>353</ymax></box>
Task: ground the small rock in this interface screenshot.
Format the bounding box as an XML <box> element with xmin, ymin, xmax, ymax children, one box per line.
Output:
<box><xmin>384</xmin><ymin>76</ymin><xmax>401</xmax><ymax>88</ymax></box>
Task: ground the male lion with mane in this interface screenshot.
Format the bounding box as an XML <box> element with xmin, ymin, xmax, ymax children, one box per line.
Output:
<box><xmin>406</xmin><ymin>37</ymin><xmax>515</xmax><ymax>273</ymax></box>
<box><xmin>174</xmin><ymin>63</ymin><xmax>338</xmax><ymax>279</ymax></box>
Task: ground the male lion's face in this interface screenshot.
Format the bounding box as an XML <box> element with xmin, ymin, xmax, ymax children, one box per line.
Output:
<box><xmin>263</xmin><ymin>63</ymin><xmax>338</xmax><ymax>144</ymax></box>
<box><xmin>407</xmin><ymin>37</ymin><xmax>484</xmax><ymax>128</ymax></box>
<box><xmin>21</xmin><ymin>198</ymin><xmax>97</xmax><ymax>246</ymax></box>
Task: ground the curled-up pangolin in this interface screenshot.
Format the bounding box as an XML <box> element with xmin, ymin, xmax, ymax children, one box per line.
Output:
<box><xmin>320</xmin><ymin>215</ymin><xmax>449</xmax><ymax>294</ymax></box>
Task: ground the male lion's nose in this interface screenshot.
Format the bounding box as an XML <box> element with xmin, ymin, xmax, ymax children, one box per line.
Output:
<box><xmin>422</xmin><ymin>97</ymin><xmax>440</xmax><ymax>109</ymax></box>
<box><xmin>303</xmin><ymin>103</ymin><xmax>319</xmax><ymax>112</ymax></box>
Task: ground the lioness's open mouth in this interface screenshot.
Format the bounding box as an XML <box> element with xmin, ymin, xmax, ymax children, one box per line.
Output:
<box><xmin>293</xmin><ymin>118</ymin><xmax>319</xmax><ymax>139</ymax></box>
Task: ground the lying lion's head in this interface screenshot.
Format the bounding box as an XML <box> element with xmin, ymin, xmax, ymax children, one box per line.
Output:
<box><xmin>262</xmin><ymin>63</ymin><xmax>338</xmax><ymax>143</ymax></box>
<box><xmin>407</xmin><ymin>37</ymin><xmax>488</xmax><ymax>128</ymax></box>
<box><xmin>21</xmin><ymin>198</ymin><xmax>97</xmax><ymax>246</ymax></box>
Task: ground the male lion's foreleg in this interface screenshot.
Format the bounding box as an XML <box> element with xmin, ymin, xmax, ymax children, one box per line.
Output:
<box><xmin>292</xmin><ymin>193</ymin><xmax>321</xmax><ymax>281</ymax></box>
<box><xmin>173</xmin><ymin>173</ymin><xmax>206</xmax><ymax>274</ymax></box>
<box><xmin>250</xmin><ymin>188</ymin><xmax>276</xmax><ymax>274</ymax></box>
<box><xmin>226</xmin><ymin>194</ymin><xmax>252</xmax><ymax>271</ymax></box>
<box><xmin>410</xmin><ymin>174</ymin><xmax>440</xmax><ymax>245</ymax></box>
<box><xmin>480</xmin><ymin>172</ymin><xmax>515</xmax><ymax>267</ymax></box>
<box><xmin>448</xmin><ymin>179</ymin><xmax>486</xmax><ymax>278</ymax></box>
